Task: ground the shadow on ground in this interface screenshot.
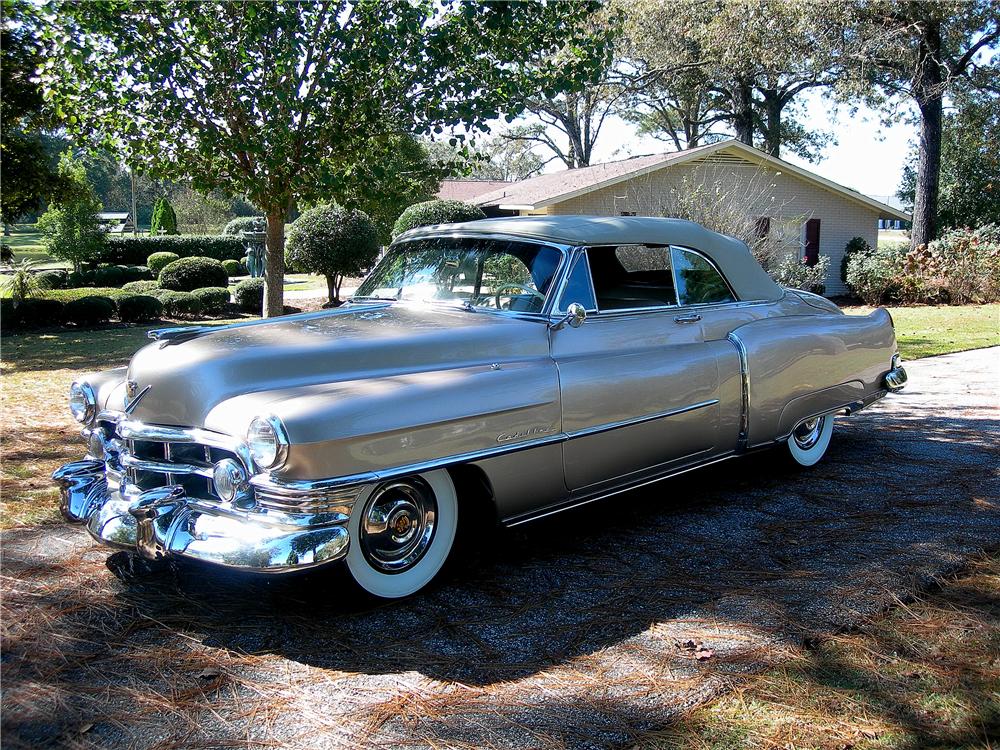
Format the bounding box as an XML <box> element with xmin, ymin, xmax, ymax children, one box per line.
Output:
<box><xmin>2</xmin><ymin>351</ymin><xmax>998</xmax><ymax>749</ymax></box>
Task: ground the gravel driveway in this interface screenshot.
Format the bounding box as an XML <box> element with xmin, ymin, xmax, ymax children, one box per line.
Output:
<box><xmin>3</xmin><ymin>347</ymin><xmax>998</xmax><ymax>749</ymax></box>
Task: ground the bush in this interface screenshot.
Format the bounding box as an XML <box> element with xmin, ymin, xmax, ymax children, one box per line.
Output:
<box><xmin>36</xmin><ymin>153</ymin><xmax>106</xmax><ymax>270</ymax></box>
<box><xmin>147</xmin><ymin>251</ymin><xmax>181</xmax><ymax>274</ymax></box>
<box><xmin>98</xmin><ymin>236</ymin><xmax>246</xmax><ymax>265</ymax></box>
<box><xmin>36</xmin><ymin>269</ymin><xmax>68</xmax><ymax>289</ymax></box>
<box><xmin>93</xmin><ymin>265</ymin><xmax>126</xmax><ymax>287</ymax></box>
<box><xmin>286</xmin><ymin>204</ymin><xmax>380</xmax><ymax>303</ymax></box>
<box><xmin>233</xmin><ymin>277</ymin><xmax>264</xmax><ymax>313</ymax></box>
<box><xmin>1</xmin><ymin>298</ymin><xmax>17</xmax><ymax>329</ymax></box>
<box><xmin>156</xmin><ymin>290</ymin><xmax>203</xmax><ymax>317</ymax></box>
<box><xmin>117</xmin><ymin>294</ymin><xmax>164</xmax><ymax>323</ymax></box>
<box><xmin>191</xmin><ymin>286</ymin><xmax>230</xmax><ymax>314</ymax></box>
<box><xmin>841</xmin><ymin>237</ymin><xmax>872</xmax><ymax>285</ymax></box>
<box><xmin>123</xmin><ymin>265</ymin><xmax>154</xmax><ymax>282</ymax></box>
<box><xmin>64</xmin><ymin>295</ymin><xmax>116</xmax><ymax>326</ymax></box>
<box><xmin>221</xmin><ymin>258</ymin><xmax>246</xmax><ymax>276</ymax></box>
<box><xmin>13</xmin><ymin>298</ymin><xmax>66</xmax><ymax>326</ymax></box>
<box><xmin>769</xmin><ymin>255</ymin><xmax>830</xmax><ymax>295</ymax></box>
<box><xmin>122</xmin><ymin>280</ymin><xmax>161</xmax><ymax>293</ymax></box>
<box><xmin>925</xmin><ymin>224</ymin><xmax>1000</xmax><ymax>304</ymax></box>
<box><xmin>222</xmin><ymin>216</ymin><xmax>266</xmax><ymax>236</ymax></box>
<box><xmin>158</xmin><ymin>256</ymin><xmax>228</xmax><ymax>292</ymax></box>
<box><xmin>846</xmin><ymin>243</ymin><xmax>908</xmax><ymax>305</ymax></box>
<box><xmin>149</xmin><ymin>197</ymin><xmax>179</xmax><ymax>235</ymax></box>
<box><xmin>392</xmin><ymin>199</ymin><xmax>486</xmax><ymax>238</ymax></box>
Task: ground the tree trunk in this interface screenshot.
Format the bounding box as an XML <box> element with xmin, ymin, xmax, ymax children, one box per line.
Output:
<box><xmin>910</xmin><ymin>21</ymin><xmax>944</xmax><ymax>250</ymax></box>
<box><xmin>263</xmin><ymin>210</ymin><xmax>285</xmax><ymax>318</ymax></box>
<box><xmin>325</xmin><ymin>273</ymin><xmax>337</xmax><ymax>304</ymax></box>
<box><xmin>760</xmin><ymin>89</ymin><xmax>782</xmax><ymax>157</ymax></box>
<box><xmin>732</xmin><ymin>77</ymin><xmax>754</xmax><ymax>146</ymax></box>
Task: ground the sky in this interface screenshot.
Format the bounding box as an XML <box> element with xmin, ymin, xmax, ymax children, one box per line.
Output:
<box><xmin>530</xmin><ymin>90</ymin><xmax>917</xmax><ymax>204</ymax></box>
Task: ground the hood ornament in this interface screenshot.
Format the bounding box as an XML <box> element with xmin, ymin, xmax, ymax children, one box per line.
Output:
<box><xmin>123</xmin><ymin>382</ymin><xmax>151</xmax><ymax>415</ymax></box>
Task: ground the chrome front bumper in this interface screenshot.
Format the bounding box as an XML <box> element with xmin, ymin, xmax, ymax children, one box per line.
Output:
<box><xmin>52</xmin><ymin>459</ymin><xmax>351</xmax><ymax>573</ymax></box>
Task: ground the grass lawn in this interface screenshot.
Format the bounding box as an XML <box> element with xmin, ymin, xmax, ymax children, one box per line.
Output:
<box><xmin>844</xmin><ymin>304</ymin><xmax>1000</xmax><ymax>360</ymax></box>
<box><xmin>648</xmin><ymin>555</ymin><xmax>1000</xmax><ymax>750</ymax></box>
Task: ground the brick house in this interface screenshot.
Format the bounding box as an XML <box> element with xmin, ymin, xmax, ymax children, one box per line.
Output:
<box><xmin>441</xmin><ymin>140</ymin><xmax>910</xmax><ymax>297</ymax></box>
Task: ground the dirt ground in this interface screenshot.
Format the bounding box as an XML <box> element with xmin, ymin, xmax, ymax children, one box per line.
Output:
<box><xmin>2</xmin><ymin>347</ymin><xmax>998</xmax><ymax>749</ymax></box>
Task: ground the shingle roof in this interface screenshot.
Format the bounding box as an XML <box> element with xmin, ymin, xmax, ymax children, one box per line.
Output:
<box><xmin>436</xmin><ymin>180</ymin><xmax>512</xmax><ymax>202</ymax></box>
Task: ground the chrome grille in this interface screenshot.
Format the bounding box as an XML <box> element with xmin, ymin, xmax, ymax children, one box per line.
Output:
<box><xmin>121</xmin><ymin>435</ymin><xmax>238</xmax><ymax>501</ymax></box>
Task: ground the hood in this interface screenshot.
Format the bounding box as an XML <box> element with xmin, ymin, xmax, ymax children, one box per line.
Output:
<box><xmin>122</xmin><ymin>303</ymin><xmax>549</xmax><ymax>429</ymax></box>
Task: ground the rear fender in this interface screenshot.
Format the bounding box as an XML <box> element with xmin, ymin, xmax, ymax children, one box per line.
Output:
<box><xmin>732</xmin><ymin>308</ymin><xmax>897</xmax><ymax>446</ymax></box>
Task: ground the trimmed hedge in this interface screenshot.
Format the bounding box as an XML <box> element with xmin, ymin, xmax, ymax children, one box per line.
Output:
<box><xmin>234</xmin><ymin>277</ymin><xmax>264</xmax><ymax>312</ymax></box>
<box><xmin>122</xmin><ymin>280</ymin><xmax>161</xmax><ymax>293</ymax></box>
<box><xmin>392</xmin><ymin>199</ymin><xmax>486</xmax><ymax>238</ymax></box>
<box><xmin>117</xmin><ymin>294</ymin><xmax>163</xmax><ymax>323</ymax></box>
<box><xmin>155</xmin><ymin>290</ymin><xmax>203</xmax><ymax>317</ymax></box>
<box><xmin>93</xmin><ymin>266</ymin><xmax>126</xmax><ymax>287</ymax></box>
<box><xmin>222</xmin><ymin>216</ymin><xmax>266</xmax><ymax>236</ymax></box>
<box><xmin>65</xmin><ymin>296</ymin><xmax>116</xmax><ymax>326</ymax></box>
<box><xmin>97</xmin><ymin>235</ymin><xmax>246</xmax><ymax>265</ymax></box>
<box><xmin>191</xmin><ymin>286</ymin><xmax>230</xmax><ymax>314</ymax></box>
<box><xmin>158</xmin><ymin>256</ymin><xmax>228</xmax><ymax>292</ymax></box>
<box><xmin>36</xmin><ymin>269</ymin><xmax>68</xmax><ymax>289</ymax></box>
<box><xmin>221</xmin><ymin>258</ymin><xmax>246</xmax><ymax>276</ymax></box>
<box><xmin>43</xmin><ymin>287</ymin><xmax>126</xmax><ymax>304</ymax></box>
<box><xmin>13</xmin><ymin>298</ymin><xmax>66</xmax><ymax>326</ymax></box>
<box><xmin>147</xmin><ymin>252</ymin><xmax>180</xmax><ymax>274</ymax></box>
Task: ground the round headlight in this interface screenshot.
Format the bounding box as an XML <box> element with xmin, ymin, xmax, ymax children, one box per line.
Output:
<box><xmin>69</xmin><ymin>381</ymin><xmax>97</xmax><ymax>425</ymax></box>
<box><xmin>247</xmin><ymin>415</ymin><xmax>288</xmax><ymax>470</ymax></box>
<box><xmin>213</xmin><ymin>458</ymin><xmax>248</xmax><ymax>503</ymax></box>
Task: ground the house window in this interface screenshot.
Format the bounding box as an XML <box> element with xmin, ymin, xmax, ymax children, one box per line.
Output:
<box><xmin>770</xmin><ymin>217</ymin><xmax>807</xmax><ymax>263</ymax></box>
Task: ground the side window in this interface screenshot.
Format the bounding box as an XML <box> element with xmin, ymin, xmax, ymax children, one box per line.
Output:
<box><xmin>558</xmin><ymin>252</ymin><xmax>597</xmax><ymax>311</ymax></box>
<box><xmin>586</xmin><ymin>245</ymin><xmax>677</xmax><ymax>310</ymax></box>
<box><xmin>670</xmin><ymin>247</ymin><xmax>736</xmax><ymax>305</ymax></box>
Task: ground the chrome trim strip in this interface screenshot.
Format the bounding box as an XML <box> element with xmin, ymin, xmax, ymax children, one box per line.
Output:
<box><xmin>726</xmin><ymin>331</ymin><xmax>751</xmax><ymax>450</ymax></box>
<box><xmin>770</xmin><ymin>391</ymin><xmax>887</xmax><ymax>446</ymax></box>
<box><xmin>120</xmin><ymin>453</ymin><xmax>214</xmax><ymax>478</ymax></box>
<box><xmin>504</xmin><ymin>451</ymin><xmax>738</xmax><ymax>527</ymax></box>
<box><xmin>254</xmin><ymin>399</ymin><xmax>720</xmax><ymax>493</ymax></box>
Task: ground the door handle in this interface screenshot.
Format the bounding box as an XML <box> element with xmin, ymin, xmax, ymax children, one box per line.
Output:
<box><xmin>674</xmin><ymin>313</ymin><xmax>702</xmax><ymax>323</ymax></box>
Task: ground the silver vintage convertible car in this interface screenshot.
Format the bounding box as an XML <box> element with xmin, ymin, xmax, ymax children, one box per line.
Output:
<box><xmin>54</xmin><ymin>216</ymin><xmax>907</xmax><ymax>597</ymax></box>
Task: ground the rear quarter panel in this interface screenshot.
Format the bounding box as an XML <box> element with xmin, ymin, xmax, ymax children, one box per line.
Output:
<box><xmin>733</xmin><ymin>307</ymin><xmax>897</xmax><ymax>446</ymax></box>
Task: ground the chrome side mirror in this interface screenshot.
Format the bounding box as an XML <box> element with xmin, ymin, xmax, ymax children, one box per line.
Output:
<box><xmin>549</xmin><ymin>302</ymin><xmax>587</xmax><ymax>331</ymax></box>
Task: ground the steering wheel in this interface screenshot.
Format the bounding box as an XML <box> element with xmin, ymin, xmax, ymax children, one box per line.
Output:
<box><xmin>494</xmin><ymin>283</ymin><xmax>545</xmax><ymax>310</ymax></box>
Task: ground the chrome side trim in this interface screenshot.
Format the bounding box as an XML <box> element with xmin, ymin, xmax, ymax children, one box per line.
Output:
<box><xmin>254</xmin><ymin>399</ymin><xmax>720</xmax><ymax>493</ymax></box>
<box><xmin>727</xmin><ymin>331</ymin><xmax>751</xmax><ymax>450</ymax></box>
<box><xmin>771</xmin><ymin>391</ymin><xmax>887</xmax><ymax>445</ymax></box>
<box><xmin>504</xmin><ymin>451</ymin><xmax>738</xmax><ymax>527</ymax></box>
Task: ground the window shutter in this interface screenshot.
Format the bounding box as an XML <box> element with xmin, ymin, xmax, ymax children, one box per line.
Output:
<box><xmin>754</xmin><ymin>216</ymin><xmax>771</xmax><ymax>238</ymax></box>
<box><xmin>804</xmin><ymin>218</ymin><xmax>821</xmax><ymax>266</ymax></box>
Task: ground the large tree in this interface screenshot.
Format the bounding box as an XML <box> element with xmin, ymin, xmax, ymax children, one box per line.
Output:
<box><xmin>898</xmin><ymin>84</ymin><xmax>1000</xmax><ymax>231</ymax></box>
<box><xmin>847</xmin><ymin>1</ymin><xmax>999</xmax><ymax>248</ymax></box>
<box><xmin>0</xmin><ymin>0</ymin><xmax>67</xmax><ymax>226</ymax></box>
<box><xmin>41</xmin><ymin>1</ymin><xmax>607</xmax><ymax>316</ymax></box>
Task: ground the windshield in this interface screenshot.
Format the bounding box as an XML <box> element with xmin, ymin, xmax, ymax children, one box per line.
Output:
<box><xmin>354</xmin><ymin>237</ymin><xmax>563</xmax><ymax>313</ymax></box>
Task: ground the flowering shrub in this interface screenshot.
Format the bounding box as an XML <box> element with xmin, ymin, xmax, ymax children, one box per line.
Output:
<box><xmin>769</xmin><ymin>255</ymin><xmax>830</xmax><ymax>294</ymax></box>
<box><xmin>846</xmin><ymin>225</ymin><xmax>1000</xmax><ymax>305</ymax></box>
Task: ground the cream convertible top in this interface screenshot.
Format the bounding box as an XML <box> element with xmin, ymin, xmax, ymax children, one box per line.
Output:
<box><xmin>398</xmin><ymin>215</ymin><xmax>784</xmax><ymax>302</ymax></box>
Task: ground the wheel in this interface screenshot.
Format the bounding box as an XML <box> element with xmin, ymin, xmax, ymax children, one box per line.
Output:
<box><xmin>345</xmin><ymin>469</ymin><xmax>458</xmax><ymax>598</ymax></box>
<box><xmin>785</xmin><ymin>414</ymin><xmax>834</xmax><ymax>467</ymax></box>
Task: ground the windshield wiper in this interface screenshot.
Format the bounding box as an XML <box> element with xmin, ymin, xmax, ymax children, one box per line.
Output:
<box><xmin>349</xmin><ymin>295</ymin><xmax>398</xmax><ymax>302</ymax></box>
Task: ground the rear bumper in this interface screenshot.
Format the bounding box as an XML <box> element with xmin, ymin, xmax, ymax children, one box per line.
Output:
<box><xmin>885</xmin><ymin>354</ymin><xmax>908</xmax><ymax>392</ymax></box>
<box><xmin>52</xmin><ymin>460</ymin><xmax>350</xmax><ymax>573</ymax></box>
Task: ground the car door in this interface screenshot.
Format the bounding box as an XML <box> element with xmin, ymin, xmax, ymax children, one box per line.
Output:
<box><xmin>550</xmin><ymin>245</ymin><xmax>733</xmax><ymax>492</ymax></box>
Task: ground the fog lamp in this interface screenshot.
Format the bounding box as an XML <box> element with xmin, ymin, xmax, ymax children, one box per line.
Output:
<box><xmin>87</xmin><ymin>429</ymin><xmax>107</xmax><ymax>460</ymax></box>
<box><xmin>212</xmin><ymin>458</ymin><xmax>248</xmax><ymax>503</ymax></box>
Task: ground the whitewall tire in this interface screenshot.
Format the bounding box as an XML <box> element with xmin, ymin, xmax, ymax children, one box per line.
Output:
<box><xmin>786</xmin><ymin>414</ymin><xmax>834</xmax><ymax>467</ymax></box>
<box><xmin>346</xmin><ymin>469</ymin><xmax>458</xmax><ymax>599</ymax></box>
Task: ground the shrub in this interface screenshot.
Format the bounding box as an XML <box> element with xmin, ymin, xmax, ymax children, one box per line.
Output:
<box><xmin>117</xmin><ymin>294</ymin><xmax>164</xmax><ymax>323</ymax></box>
<box><xmin>769</xmin><ymin>255</ymin><xmax>830</xmax><ymax>295</ymax></box>
<box><xmin>158</xmin><ymin>256</ymin><xmax>228</xmax><ymax>292</ymax></box>
<box><xmin>36</xmin><ymin>152</ymin><xmax>106</xmax><ymax>270</ymax></box>
<box><xmin>36</xmin><ymin>269</ymin><xmax>68</xmax><ymax>289</ymax></box>
<box><xmin>99</xmin><ymin>236</ymin><xmax>245</xmax><ymax>265</ymax></box>
<box><xmin>122</xmin><ymin>280</ymin><xmax>161</xmax><ymax>293</ymax></box>
<box><xmin>221</xmin><ymin>258</ymin><xmax>246</xmax><ymax>277</ymax></box>
<box><xmin>1</xmin><ymin>298</ymin><xmax>17</xmax><ymax>329</ymax></box>
<box><xmin>191</xmin><ymin>286</ymin><xmax>230</xmax><ymax>314</ymax></box>
<box><xmin>234</xmin><ymin>277</ymin><xmax>265</xmax><ymax>313</ymax></box>
<box><xmin>222</xmin><ymin>216</ymin><xmax>266</xmax><ymax>236</ymax></box>
<box><xmin>1</xmin><ymin>244</ymin><xmax>13</xmax><ymax>264</ymax></box>
<box><xmin>123</xmin><ymin>265</ymin><xmax>154</xmax><ymax>282</ymax></box>
<box><xmin>841</xmin><ymin>236</ymin><xmax>872</xmax><ymax>285</ymax></box>
<box><xmin>926</xmin><ymin>224</ymin><xmax>1000</xmax><ymax>304</ymax></box>
<box><xmin>93</xmin><ymin>265</ymin><xmax>126</xmax><ymax>287</ymax></box>
<box><xmin>149</xmin><ymin>197</ymin><xmax>179</xmax><ymax>235</ymax></box>
<box><xmin>13</xmin><ymin>298</ymin><xmax>66</xmax><ymax>326</ymax></box>
<box><xmin>2</xmin><ymin>261</ymin><xmax>48</xmax><ymax>301</ymax></box>
<box><xmin>392</xmin><ymin>199</ymin><xmax>486</xmax><ymax>238</ymax></box>
<box><xmin>156</xmin><ymin>290</ymin><xmax>203</xmax><ymax>317</ymax></box>
<box><xmin>64</xmin><ymin>295</ymin><xmax>115</xmax><ymax>326</ymax></box>
<box><xmin>286</xmin><ymin>204</ymin><xmax>380</xmax><ymax>303</ymax></box>
<box><xmin>43</xmin><ymin>287</ymin><xmax>126</xmax><ymax>304</ymax></box>
<box><xmin>147</xmin><ymin>251</ymin><xmax>181</xmax><ymax>274</ymax></box>
<box><xmin>846</xmin><ymin>243</ymin><xmax>908</xmax><ymax>305</ymax></box>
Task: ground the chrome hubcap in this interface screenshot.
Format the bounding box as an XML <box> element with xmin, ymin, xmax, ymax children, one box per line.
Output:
<box><xmin>359</xmin><ymin>478</ymin><xmax>437</xmax><ymax>574</ymax></box>
<box><xmin>792</xmin><ymin>417</ymin><xmax>824</xmax><ymax>450</ymax></box>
